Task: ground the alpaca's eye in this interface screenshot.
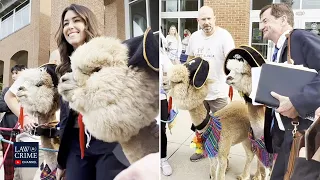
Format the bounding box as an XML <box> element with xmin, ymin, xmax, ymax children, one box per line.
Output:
<box><xmin>35</xmin><ymin>81</ymin><xmax>44</xmax><ymax>87</ymax></box>
<box><xmin>171</xmin><ymin>81</ymin><xmax>182</xmax><ymax>85</ymax></box>
<box><xmin>92</xmin><ymin>67</ymin><xmax>101</xmax><ymax>73</ymax></box>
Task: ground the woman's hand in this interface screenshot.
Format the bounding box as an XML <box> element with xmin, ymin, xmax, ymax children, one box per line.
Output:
<box><xmin>23</xmin><ymin>115</ymin><xmax>37</xmax><ymax>132</ymax></box>
<box><xmin>299</xmin><ymin>147</ymin><xmax>320</xmax><ymax>162</ymax></box>
<box><xmin>56</xmin><ymin>168</ymin><xmax>66</xmax><ymax>180</ymax></box>
<box><xmin>314</xmin><ymin>107</ymin><xmax>320</xmax><ymax>120</ymax></box>
<box><xmin>312</xmin><ymin>147</ymin><xmax>320</xmax><ymax>162</ymax></box>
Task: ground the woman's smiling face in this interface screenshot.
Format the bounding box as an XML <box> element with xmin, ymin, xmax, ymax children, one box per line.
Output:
<box><xmin>63</xmin><ymin>10</ymin><xmax>87</xmax><ymax>49</ymax></box>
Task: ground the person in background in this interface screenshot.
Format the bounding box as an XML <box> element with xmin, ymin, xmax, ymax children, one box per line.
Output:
<box><xmin>159</xmin><ymin>36</ymin><xmax>173</xmax><ymax>176</ymax></box>
<box><xmin>185</xmin><ymin>5</ymin><xmax>235</xmax><ymax>162</ymax></box>
<box><xmin>181</xmin><ymin>29</ymin><xmax>191</xmax><ymax>53</ymax></box>
<box><xmin>0</xmin><ymin>64</ymin><xmax>26</xmax><ymax>180</ymax></box>
<box><xmin>166</xmin><ymin>25</ymin><xmax>182</xmax><ymax>64</ymax></box>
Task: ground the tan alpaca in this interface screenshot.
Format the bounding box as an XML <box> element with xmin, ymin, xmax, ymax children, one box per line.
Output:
<box><xmin>16</xmin><ymin>64</ymin><xmax>60</xmax><ymax>179</ymax></box>
<box><xmin>58</xmin><ymin>29</ymin><xmax>159</xmax><ymax>164</ymax></box>
<box><xmin>224</xmin><ymin>46</ymin><xmax>274</xmax><ymax>180</ymax></box>
<box><xmin>168</xmin><ymin>58</ymin><xmax>256</xmax><ymax>180</ymax></box>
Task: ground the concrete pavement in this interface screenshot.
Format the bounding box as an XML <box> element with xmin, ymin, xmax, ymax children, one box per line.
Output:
<box><xmin>161</xmin><ymin>93</ymin><xmax>271</xmax><ymax>180</ymax></box>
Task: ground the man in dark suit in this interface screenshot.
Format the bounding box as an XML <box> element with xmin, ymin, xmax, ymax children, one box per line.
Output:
<box><xmin>259</xmin><ymin>3</ymin><xmax>320</xmax><ymax>179</ymax></box>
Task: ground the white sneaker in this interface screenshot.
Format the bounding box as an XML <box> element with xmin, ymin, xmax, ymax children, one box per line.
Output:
<box><xmin>161</xmin><ymin>158</ymin><xmax>173</xmax><ymax>176</ymax></box>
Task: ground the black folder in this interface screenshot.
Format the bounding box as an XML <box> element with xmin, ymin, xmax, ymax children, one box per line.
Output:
<box><xmin>255</xmin><ymin>63</ymin><xmax>317</xmax><ymax>108</ymax></box>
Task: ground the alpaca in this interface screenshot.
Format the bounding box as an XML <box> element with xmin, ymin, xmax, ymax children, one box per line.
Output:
<box><xmin>58</xmin><ymin>29</ymin><xmax>159</xmax><ymax>163</ymax></box>
<box><xmin>168</xmin><ymin>58</ymin><xmax>256</xmax><ymax>180</ymax></box>
<box><xmin>16</xmin><ymin>63</ymin><xmax>60</xmax><ymax>179</ymax></box>
<box><xmin>224</xmin><ymin>46</ymin><xmax>274</xmax><ymax>180</ymax></box>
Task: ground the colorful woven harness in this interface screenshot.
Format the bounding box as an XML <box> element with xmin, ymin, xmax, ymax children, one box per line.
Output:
<box><xmin>40</xmin><ymin>163</ymin><xmax>57</xmax><ymax>180</ymax></box>
<box><xmin>190</xmin><ymin>116</ymin><xmax>222</xmax><ymax>158</ymax></box>
<box><xmin>248</xmin><ymin>129</ymin><xmax>276</xmax><ymax>167</ymax></box>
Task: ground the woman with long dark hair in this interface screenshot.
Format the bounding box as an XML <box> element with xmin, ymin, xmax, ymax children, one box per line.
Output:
<box><xmin>55</xmin><ymin>4</ymin><xmax>128</xmax><ymax>180</ymax></box>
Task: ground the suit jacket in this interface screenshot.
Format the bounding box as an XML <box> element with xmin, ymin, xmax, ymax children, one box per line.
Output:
<box><xmin>57</xmin><ymin>97</ymin><xmax>129</xmax><ymax>169</ymax></box>
<box><xmin>264</xmin><ymin>29</ymin><xmax>320</xmax><ymax>153</ymax></box>
<box><xmin>291</xmin><ymin>158</ymin><xmax>320</xmax><ymax>180</ymax></box>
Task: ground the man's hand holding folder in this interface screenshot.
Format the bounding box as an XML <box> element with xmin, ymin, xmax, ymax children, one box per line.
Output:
<box><xmin>270</xmin><ymin>91</ymin><xmax>299</xmax><ymax>119</ymax></box>
<box><xmin>255</xmin><ymin>62</ymin><xmax>318</xmax><ymax>119</ymax></box>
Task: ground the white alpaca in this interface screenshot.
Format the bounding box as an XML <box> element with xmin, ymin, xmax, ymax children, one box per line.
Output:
<box><xmin>16</xmin><ymin>64</ymin><xmax>60</xmax><ymax>179</ymax></box>
<box><xmin>58</xmin><ymin>30</ymin><xmax>159</xmax><ymax>163</ymax></box>
<box><xmin>225</xmin><ymin>46</ymin><xmax>274</xmax><ymax>179</ymax></box>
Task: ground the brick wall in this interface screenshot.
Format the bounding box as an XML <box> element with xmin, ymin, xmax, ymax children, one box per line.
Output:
<box><xmin>0</xmin><ymin>0</ymin><xmax>51</xmax><ymax>87</ymax></box>
<box><xmin>204</xmin><ymin>0</ymin><xmax>250</xmax><ymax>47</ymax></box>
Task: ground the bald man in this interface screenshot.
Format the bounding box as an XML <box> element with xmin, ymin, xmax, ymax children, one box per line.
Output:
<box><xmin>186</xmin><ymin>6</ymin><xmax>235</xmax><ymax>162</ymax></box>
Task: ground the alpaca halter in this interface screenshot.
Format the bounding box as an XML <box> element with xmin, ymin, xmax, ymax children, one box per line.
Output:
<box><xmin>238</xmin><ymin>91</ymin><xmax>252</xmax><ymax>103</ymax></box>
<box><xmin>19</xmin><ymin>107</ymin><xmax>59</xmax><ymax>138</ymax></box>
<box><xmin>194</xmin><ymin>112</ymin><xmax>210</xmax><ymax>131</ymax></box>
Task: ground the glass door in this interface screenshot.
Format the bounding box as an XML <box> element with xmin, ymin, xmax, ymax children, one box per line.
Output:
<box><xmin>301</xmin><ymin>19</ymin><xmax>320</xmax><ymax>36</ymax></box>
<box><xmin>249</xmin><ymin>19</ymin><xmax>273</xmax><ymax>61</ymax></box>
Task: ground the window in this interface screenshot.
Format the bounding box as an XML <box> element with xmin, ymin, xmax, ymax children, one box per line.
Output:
<box><xmin>0</xmin><ymin>0</ymin><xmax>31</xmax><ymax>40</ymax></box>
<box><xmin>274</xmin><ymin>0</ymin><xmax>300</xmax><ymax>9</ymax></box>
<box><xmin>0</xmin><ymin>16</ymin><xmax>14</xmax><ymax>39</ymax></box>
<box><xmin>128</xmin><ymin>0</ymin><xmax>159</xmax><ymax>38</ymax></box>
<box><xmin>162</xmin><ymin>18</ymin><xmax>178</xmax><ymax>37</ymax></box>
<box><xmin>180</xmin><ymin>0</ymin><xmax>198</xmax><ymax>11</ymax></box>
<box><xmin>251</xmin><ymin>22</ymin><xmax>268</xmax><ymax>59</ymax></box>
<box><xmin>14</xmin><ymin>4</ymin><xmax>30</xmax><ymax>31</ymax></box>
<box><xmin>162</xmin><ymin>0</ymin><xmax>203</xmax><ymax>12</ymax></box>
<box><xmin>302</xmin><ymin>0</ymin><xmax>320</xmax><ymax>9</ymax></box>
<box><xmin>251</xmin><ymin>0</ymin><xmax>273</xmax><ymax>10</ymax></box>
<box><xmin>179</xmin><ymin>18</ymin><xmax>197</xmax><ymax>38</ymax></box>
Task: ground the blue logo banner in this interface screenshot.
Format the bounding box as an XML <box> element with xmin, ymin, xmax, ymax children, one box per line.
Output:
<box><xmin>14</xmin><ymin>142</ymin><xmax>39</xmax><ymax>167</ymax></box>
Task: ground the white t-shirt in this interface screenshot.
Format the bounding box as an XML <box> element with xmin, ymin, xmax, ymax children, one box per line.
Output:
<box><xmin>9</xmin><ymin>76</ymin><xmax>24</xmax><ymax>96</ymax></box>
<box><xmin>160</xmin><ymin>49</ymin><xmax>173</xmax><ymax>100</ymax></box>
<box><xmin>186</xmin><ymin>28</ymin><xmax>235</xmax><ymax>100</ymax></box>
<box><xmin>166</xmin><ymin>35</ymin><xmax>182</xmax><ymax>60</ymax></box>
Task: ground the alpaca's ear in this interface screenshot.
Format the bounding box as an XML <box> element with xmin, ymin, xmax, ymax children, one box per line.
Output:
<box><xmin>185</xmin><ymin>57</ymin><xmax>209</xmax><ymax>89</ymax></box>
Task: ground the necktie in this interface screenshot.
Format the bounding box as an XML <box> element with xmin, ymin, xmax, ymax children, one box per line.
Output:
<box><xmin>272</xmin><ymin>46</ymin><xmax>279</xmax><ymax>62</ymax></box>
<box><xmin>270</xmin><ymin>46</ymin><xmax>279</xmax><ymax>132</ymax></box>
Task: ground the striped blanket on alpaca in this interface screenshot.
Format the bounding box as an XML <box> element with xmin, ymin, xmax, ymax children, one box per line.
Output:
<box><xmin>196</xmin><ymin>116</ymin><xmax>222</xmax><ymax>158</ymax></box>
<box><xmin>40</xmin><ymin>163</ymin><xmax>57</xmax><ymax>180</ymax></box>
<box><xmin>248</xmin><ymin>129</ymin><xmax>275</xmax><ymax>167</ymax></box>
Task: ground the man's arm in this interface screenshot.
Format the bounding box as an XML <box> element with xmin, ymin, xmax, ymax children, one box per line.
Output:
<box><xmin>223</xmin><ymin>30</ymin><xmax>236</xmax><ymax>57</ymax></box>
<box><xmin>4</xmin><ymin>90</ymin><xmax>20</xmax><ymax>117</ymax></box>
<box><xmin>0</xmin><ymin>87</ymin><xmax>11</xmax><ymax>112</ymax></box>
<box><xmin>4</xmin><ymin>77</ymin><xmax>37</xmax><ymax>131</ymax></box>
<box><xmin>289</xmin><ymin>30</ymin><xmax>320</xmax><ymax>119</ymax></box>
<box><xmin>185</xmin><ymin>34</ymin><xmax>194</xmax><ymax>62</ymax></box>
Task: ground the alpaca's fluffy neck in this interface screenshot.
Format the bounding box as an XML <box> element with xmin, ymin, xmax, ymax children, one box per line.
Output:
<box><xmin>241</xmin><ymin>78</ymin><xmax>265</xmax><ymax>139</ymax></box>
<box><xmin>247</xmin><ymin>103</ymin><xmax>265</xmax><ymax>139</ymax></box>
<box><xmin>188</xmin><ymin>103</ymin><xmax>208</xmax><ymax>133</ymax></box>
<box><xmin>36</xmin><ymin>114</ymin><xmax>57</xmax><ymax>170</ymax></box>
<box><xmin>120</xmin><ymin>121</ymin><xmax>159</xmax><ymax>164</ymax></box>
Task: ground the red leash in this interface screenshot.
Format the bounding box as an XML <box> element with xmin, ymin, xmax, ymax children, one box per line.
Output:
<box><xmin>0</xmin><ymin>107</ymin><xmax>23</xmax><ymax>169</ymax></box>
<box><xmin>78</xmin><ymin>114</ymin><xmax>85</xmax><ymax>159</ymax></box>
<box><xmin>228</xmin><ymin>86</ymin><xmax>233</xmax><ymax>101</ymax></box>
